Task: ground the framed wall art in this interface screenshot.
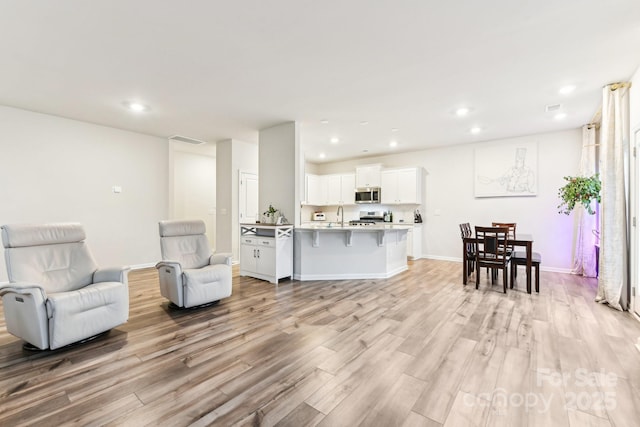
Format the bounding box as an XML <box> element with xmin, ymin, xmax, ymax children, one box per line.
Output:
<box><xmin>474</xmin><ymin>142</ymin><xmax>538</xmax><ymax>197</ymax></box>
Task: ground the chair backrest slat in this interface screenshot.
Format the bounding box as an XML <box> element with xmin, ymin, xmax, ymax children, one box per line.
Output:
<box><xmin>475</xmin><ymin>226</ymin><xmax>509</xmax><ymax>265</ymax></box>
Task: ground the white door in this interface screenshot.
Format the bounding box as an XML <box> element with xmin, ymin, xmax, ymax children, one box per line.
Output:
<box><xmin>240</xmin><ymin>172</ymin><xmax>259</xmax><ymax>224</ymax></box>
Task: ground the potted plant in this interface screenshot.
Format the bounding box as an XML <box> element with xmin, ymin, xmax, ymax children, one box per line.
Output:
<box><xmin>263</xmin><ymin>204</ymin><xmax>279</xmax><ymax>224</ymax></box>
<box><xmin>557</xmin><ymin>174</ymin><xmax>601</xmax><ymax>215</ymax></box>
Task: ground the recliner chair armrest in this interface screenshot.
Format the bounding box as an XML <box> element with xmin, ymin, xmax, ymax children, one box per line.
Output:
<box><xmin>210</xmin><ymin>253</ymin><xmax>232</xmax><ymax>266</ymax></box>
<box><xmin>0</xmin><ymin>282</ymin><xmax>47</xmax><ymax>300</ymax></box>
<box><xmin>93</xmin><ymin>266</ymin><xmax>131</xmax><ymax>284</ymax></box>
<box><xmin>156</xmin><ymin>260</ymin><xmax>183</xmax><ymax>273</ymax></box>
<box><xmin>0</xmin><ymin>282</ymin><xmax>49</xmax><ymax>350</ymax></box>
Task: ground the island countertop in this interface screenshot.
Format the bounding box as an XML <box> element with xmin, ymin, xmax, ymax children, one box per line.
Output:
<box><xmin>295</xmin><ymin>223</ymin><xmax>412</xmax><ymax>231</ymax></box>
<box><xmin>293</xmin><ymin>224</ymin><xmax>409</xmax><ymax>281</ymax></box>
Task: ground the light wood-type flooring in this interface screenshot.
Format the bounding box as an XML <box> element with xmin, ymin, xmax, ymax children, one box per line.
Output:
<box><xmin>1</xmin><ymin>260</ymin><xmax>640</xmax><ymax>426</ymax></box>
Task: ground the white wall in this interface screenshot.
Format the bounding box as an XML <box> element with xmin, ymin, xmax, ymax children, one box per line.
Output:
<box><xmin>314</xmin><ymin>129</ymin><xmax>582</xmax><ymax>271</ymax></box>
<box><xmin>216</xmin><ymin>139</ymin><xmax>258</xmax><ymax>261</ymax></box>
<box><xmin>258</xmin><ymin>122</ymin><xmax>302</xmax><ymax>225</ymax></box>
<box><xmin>171</xmin><ymin>144</ymin><xmax>217</xmax><ymax>249</ymax></box>
<box><xmin>0</xmin><ymin>106</ymin><xmax>168</xmax><ymax>281</ymax></box>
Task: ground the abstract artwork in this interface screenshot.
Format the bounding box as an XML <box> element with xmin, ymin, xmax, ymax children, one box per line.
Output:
<box><xmin>474</xmin><ymin>142</ymin><xmax>538</xmax><ymax>197</ymax></box>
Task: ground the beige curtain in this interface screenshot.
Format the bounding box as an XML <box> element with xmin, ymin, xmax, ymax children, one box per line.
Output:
<box><xmin>572</xmin><ymin>124</ymin><xmax>599</xmax><ymax>277</ymax></box>
<box><xmin>596</xmin><ymin>82</ymin><xmax>631</xmax><ymax>311</ymax></box>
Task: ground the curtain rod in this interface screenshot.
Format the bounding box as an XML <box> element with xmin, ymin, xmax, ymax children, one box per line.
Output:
<box><xmin>606</xmin><ymin>82</ymin><xmax>632</xmax><ymax>91</ymax></box>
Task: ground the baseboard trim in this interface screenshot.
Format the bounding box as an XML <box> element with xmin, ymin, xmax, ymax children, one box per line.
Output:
<box><xmin>421</xmin><ymin>255</ymin><xmax>572</xmax><ymax>274</ymax></box>
<box><xmin>423</xmin><ymin>255</ymin><xmax>460</xmax><ymax>262</ymax></box>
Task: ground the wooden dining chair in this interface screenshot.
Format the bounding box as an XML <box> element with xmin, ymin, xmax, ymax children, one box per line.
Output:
<box><xmin>459</xmin><ymin>223</ymin><xmax>475</xmax><ymax>275</ymax></box>
<box><xmin>475</xmin><ymin>226</ymin><xmax>511</xmax><ymax>293</ymax></box>
<box><xmin>510</xmin><ymin>251</ymin><xmax>542</xmax><ymax>293</ymax></box>
<box><xmin>492</xmin><ymin>222</ymin><xmax>516</xmax><ymax>253</ymax></box>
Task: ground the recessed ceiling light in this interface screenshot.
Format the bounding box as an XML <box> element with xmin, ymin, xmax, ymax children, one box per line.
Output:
<box><xmin>320</xmin><ymin>119</ymin><xmax>329</xmax><ymax>124</ymax></box>
<box><xmin>554</xmin><ymin>112</ymin><xmax>567</xmax><ymax>120</ymax></box>
<box><xmin>389</xmin><ymin>141</ymin><xmax>398</xmax><ymax>148</ymax></box>
<box><xmin>559</xmin><ymin>85</ymin><xmax>576</xmax><ymax>95</ymax></box>
<box><xmin>470</xmin><ymin>126</ymin><xmax>482</xmax><ymax>134</ymax></box>
<box><xmin>360</xmin><ymin>121</ymin><xmax>369</xmax><ymax>125</ymax></box>
<box><xmin>124</xmin><ymin>101</ymin><xmax>150</xmax><ymax>112</ymax></box>
<box><xmin>319</xmin><ymin>153</ymin><xmax>326</xmax><ymax>159</ymax></box>
<box><xmin>455</xmin><ymin>107</ymin><xmax>470</xmax><ymax>116</ymax></box>
<box><xmin>391</xmin><ymin>128</ymin><xmax>399</xmax><ymax>132</ymax></box>
<box><xmin>330</xmin><ymin>137</ymin><xmax>339</xmax><ymax>144</ymax></box>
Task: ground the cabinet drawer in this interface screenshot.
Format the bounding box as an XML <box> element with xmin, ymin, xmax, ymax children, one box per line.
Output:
<box><xmin>257</xmin><ymin>238</ymin><xmax>274</xmax><ymax>247</ymax></box>
<box><xmin>241</xmin><ymin>237</ymin><xmax>257</xmax><ymax>245</ymax></box>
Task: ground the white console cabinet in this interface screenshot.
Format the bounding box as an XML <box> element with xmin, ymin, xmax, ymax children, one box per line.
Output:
<box><xmin>240</xmin><ymin>224</ymin><xmax>293</xmax><ymax>284</ymax></box>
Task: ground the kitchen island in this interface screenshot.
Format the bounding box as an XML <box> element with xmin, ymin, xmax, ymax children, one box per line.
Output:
<box><xmin>294</xmin><ymin>224</ymin><xmax>410</xmax><ymax>280</ymax></box>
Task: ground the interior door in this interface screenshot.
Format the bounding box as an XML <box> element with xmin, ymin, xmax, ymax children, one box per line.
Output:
<box><xmin>240</xmin><ymin>172</ymin><xmax>259</xmax><ymax>224</ymax></box>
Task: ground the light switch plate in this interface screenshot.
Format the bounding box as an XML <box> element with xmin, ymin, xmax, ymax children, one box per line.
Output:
<box><xmin>112</xmin><ymin>186</ymin><xmax>122</xmax><ymax>193</ymax></box>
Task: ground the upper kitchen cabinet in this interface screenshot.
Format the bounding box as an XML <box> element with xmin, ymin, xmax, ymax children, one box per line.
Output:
<box><xmin>305</xmin><ymin>173</ymin><xmax>356</xmax><ymax>206</ymax></box>
<box><xmin>355</xmin><ymin>164</ymin><xmax>382</xmax><ymax>188</ymax></box>
<box><xmin>339</xmin><ymin>173</ymin><xmax>356</xmax><ymax>205</ymax></box>
<box><xmin>381</xmin><ymin>167</ymin><xmax>423</xmax><ymax>204</ymax></box>
<box><xmin>305</xmin><ymin>174</ymin><xmax>326</xmax><ymax>206</ymax></box>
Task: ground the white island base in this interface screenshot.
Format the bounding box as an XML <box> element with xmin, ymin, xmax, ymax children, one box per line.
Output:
<box><xmin>294</xmin><ymin>227</ymin><xmax>408</xmax><ymax>280</ymax></box>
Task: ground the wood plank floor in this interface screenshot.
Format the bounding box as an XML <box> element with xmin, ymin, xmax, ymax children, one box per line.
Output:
<box><xmin>1</xmin><ymin>260</ymin><xmax>640</xmax><ymax>426</ymax></box>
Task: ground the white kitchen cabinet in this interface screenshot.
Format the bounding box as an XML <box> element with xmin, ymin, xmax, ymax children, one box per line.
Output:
<box><xmin>340</xmin><ymin>173</ymin><xmax>356</xmax><ymax>205</ymax></box>
<box><xmin>407</xmin><ymin>224</ymin><xmax>423</xmax><ymax>260</ymax></box>
<box><xmin>240</xmin><ymin>225</ymin><xmax>293</xmax><ymax>284</ymax></box>
<box><xmin>381</xmin><ymin>167</ymin><xmax>422</xmax><ymax>204</ymax></box>
<box><xmin>305</xmin><ymin>173</ymin><xmax>356</xmax><ymax>206</ymax></box>
<box><xmin>355</xmin><ymin>164</ymin><xmax>382</xmax><ymax>188</ymax></box>
<box><xmin>325</xmin><ymin>174</ymin><xmax>342</xmax><ymax>205</ymax></box>
<box><xmin>305</xmin><ymin>174</ymin><xmax>326</xmax><ymax>206</ymax></box>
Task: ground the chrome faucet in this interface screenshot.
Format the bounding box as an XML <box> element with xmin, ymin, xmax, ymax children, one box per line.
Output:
<box><xmin>337</xmin><ymin>205</ymin><xmax>344</xmax><ymax>227</ymax></box>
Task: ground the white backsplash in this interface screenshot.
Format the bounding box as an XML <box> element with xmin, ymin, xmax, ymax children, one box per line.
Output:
<box><xmin>301</xmin><ymin>204</ymin><xmax>421</xmax><ymax>224</ymax></box>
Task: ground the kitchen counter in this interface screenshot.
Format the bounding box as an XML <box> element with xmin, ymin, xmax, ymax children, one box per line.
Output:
<box><xmin>293</xmin><ymin>225</ymin><xmax>408</xmax><ymax>280</ymax></box>
<box><xmin>297</xmin><ymin>223</ymin><xmax>413</xmax><ymax>231</ymax></box>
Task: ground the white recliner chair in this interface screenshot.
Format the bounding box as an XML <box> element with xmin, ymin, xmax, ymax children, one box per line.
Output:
<box><xmin>0</xmin><ymin>223</ymin><xmax>129</xmax><ymax>350</ymax></box>
<box><xmin>156</xmin><ymin>219</ymin><xmax>232</xmax><ymax>308</ymax></box>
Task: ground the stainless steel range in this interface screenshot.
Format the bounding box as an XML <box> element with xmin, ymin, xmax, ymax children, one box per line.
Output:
<box><xmin>349</xmin><ymin>211</ymin><xmax>385</xmax><ymax>226</ymax></box>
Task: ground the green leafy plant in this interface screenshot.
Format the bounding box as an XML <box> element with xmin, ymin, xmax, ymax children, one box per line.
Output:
<box><xmin>557</xmin><ymin>174</ymin><xmax>601</xmax><ymax>215</ymax></box>
<box><xmin>263</xmin><ymin>204</ymin><xmax>278</xmax><ymax>222</ymax></box>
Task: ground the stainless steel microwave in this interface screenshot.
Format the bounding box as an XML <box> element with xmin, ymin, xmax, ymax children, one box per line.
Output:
<box><xmin>355</xmin><ymin>187</ymin><xmax>381</xmax><ymax>204</ymax></box>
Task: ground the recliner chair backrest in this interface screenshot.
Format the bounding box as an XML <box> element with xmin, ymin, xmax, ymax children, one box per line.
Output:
<box><xmin>159</xmin><ymin>220</ymin><xmax>211</xmax><ymax>269</ymax></box>
<box><xmin>1</xmin><ymin>223</ymin><xmax>98</xmax><ymax>293</ymax></box>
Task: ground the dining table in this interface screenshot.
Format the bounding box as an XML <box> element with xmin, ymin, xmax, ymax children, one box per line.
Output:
<box><xmin>462</xmin><ymin>233</ymin><xmax>535</xmax><ymax>294</ymax></box>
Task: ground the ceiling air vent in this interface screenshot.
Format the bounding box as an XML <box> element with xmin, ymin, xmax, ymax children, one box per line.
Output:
<box><xmin>545</xmin><ymin>104</ymin><xmax>562</xmax><ymax>113</ymax></box>
<box><xmin>168</xmin><ymin>135</ymin><xmax>207</xmax><ymax>145</ymax></box>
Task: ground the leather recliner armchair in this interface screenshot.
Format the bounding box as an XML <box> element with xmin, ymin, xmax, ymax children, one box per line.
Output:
<box><xmin>0</xmin><ymin>223</ymin><xmax>129</xmax><ymax>350</ymax></box>
<box><xmin>156</xmin><ymin>219</ymin><xmax>232</xmax><ymax>308</ymax></box>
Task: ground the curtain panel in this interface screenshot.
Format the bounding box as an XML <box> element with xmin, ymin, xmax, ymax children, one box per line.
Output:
<box><xmin>572</xmin><ymin>124</ymin><xmax>599</xmax><ymax>277</ymax></box>
<box><xmin>596</xmin><ymin>83</ymin><xmax>631</xmax><ymax>311</ymax></box>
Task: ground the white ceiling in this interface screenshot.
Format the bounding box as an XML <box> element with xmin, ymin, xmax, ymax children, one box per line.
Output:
<box><xmin>1</xmin><ymin>1</ymin><xmax>640</xmax><ymax>162</ymax></box>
